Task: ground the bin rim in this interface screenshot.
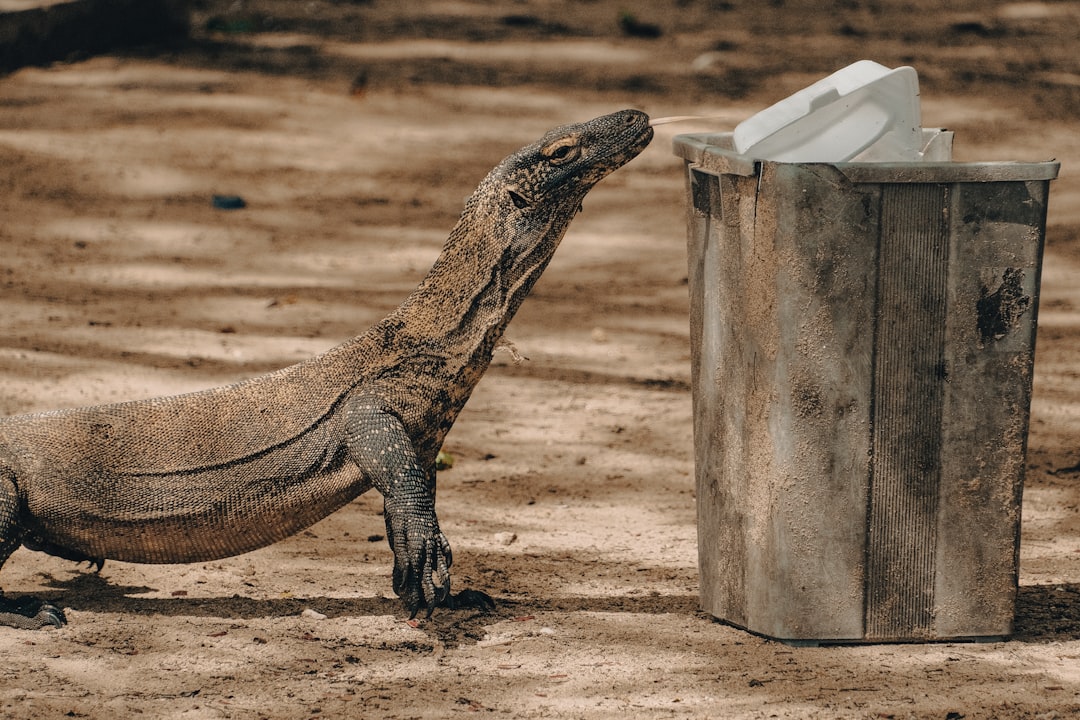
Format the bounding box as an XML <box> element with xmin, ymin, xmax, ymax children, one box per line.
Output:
<box><xmin>673</xmin><ymin>131</ymin><xmax>1061</xmax><ymax>183</ymax></box>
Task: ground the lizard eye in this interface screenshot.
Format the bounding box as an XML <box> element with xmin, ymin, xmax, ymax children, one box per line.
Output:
<box><xmin>543</xmin><ymin>137</ymin><xmax>581</xmax><ymax>165</ymax></box>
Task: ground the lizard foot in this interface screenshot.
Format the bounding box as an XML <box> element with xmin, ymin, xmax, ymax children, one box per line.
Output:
<box><xmin>392</xmin><ymin>519</ymin><xmax>454</xmax><ymax>620</ymax></box>
<box><xmin>0</xmin><ymin>596</ymin><xmax>67</xmax><ymax>630</ymax></box>
<box><xmin>390</xmin><ymin>526</ymin><xmax>495</xmax><ymax>618</ymax></box>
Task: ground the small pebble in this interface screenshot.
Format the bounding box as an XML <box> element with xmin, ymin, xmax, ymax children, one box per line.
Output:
<box><xmin>212</xmin><ymin>194</ymin><xmax>247</xmax><ymax>210</ymax></box>
<box><xmin>493</xmin><ymin>532</ymin><xmax>517</xmax><ymax>546</ymax></box>
<box><xmin>301</xmin><ymin>608</ymin><xmax>327</xmax><ymax>620</ymax></box>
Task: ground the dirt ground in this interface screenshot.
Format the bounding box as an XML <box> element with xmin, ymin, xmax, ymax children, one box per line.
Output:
<box><xmin>1</xmin><ymin>1</ymin><xmax>1080</xmax><ymax>718</ymax></box>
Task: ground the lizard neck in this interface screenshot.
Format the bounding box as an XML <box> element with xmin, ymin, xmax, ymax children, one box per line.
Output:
<box><xmin>386</xmin><ymin>197</ymin><xmax>572</xmax><ymax>374</ymax></box>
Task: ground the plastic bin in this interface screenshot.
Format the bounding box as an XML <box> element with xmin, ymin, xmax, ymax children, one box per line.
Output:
<box><xmin>674</xmin><ymin>131</ymin><xmax>1059</xmax><ymax>643</ymax></box>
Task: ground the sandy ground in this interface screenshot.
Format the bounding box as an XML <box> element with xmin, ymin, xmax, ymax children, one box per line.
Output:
<box><xmin>1</xmin><ymin>1</ymin><xmax>1080</xmax><ymax>718</ymax></box>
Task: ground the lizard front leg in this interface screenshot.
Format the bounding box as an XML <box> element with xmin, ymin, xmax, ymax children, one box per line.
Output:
<box><xmin>0</xmin><ymin>472</ymin><xmax>66</xmax><ymax>629</ymax></box>
<box><xmin>344</xmin><ymin>394</ymin><xmax>457</xmax><ymax>618</ymax></box>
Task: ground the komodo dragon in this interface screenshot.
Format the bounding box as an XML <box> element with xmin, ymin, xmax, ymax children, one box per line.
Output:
<box><xmin>0</xmin><ymin>109</ymin><xmax>654</xmax><ymax>629</ymax></box>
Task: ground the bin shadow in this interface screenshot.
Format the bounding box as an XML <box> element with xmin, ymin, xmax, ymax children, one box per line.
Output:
<box><xmin>1012</xmin><ymin>583</ymin><xmax>1080</xmax><ymax>642</ymax></box>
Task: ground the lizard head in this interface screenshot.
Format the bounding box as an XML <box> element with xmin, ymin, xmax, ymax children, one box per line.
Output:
<box><xmin>419</xmin><ymin>110</ymin><xmax>653</xmax><ymax>349</ymax></box>
<box><xmin>455</xmin><ymin>109</ymin><xmax>653</xmax><ymax>302</ymax></box>
<box><xmin>497</xmin><ymin>108</ymin><xmax>654</xmax><ymax>218</ymax></box>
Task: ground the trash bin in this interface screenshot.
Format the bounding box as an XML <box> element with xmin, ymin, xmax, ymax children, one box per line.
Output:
<box><xmin>674</xmin><ymin>130</ymin><xmax>1059</xmax><ymax>643</ymax></box>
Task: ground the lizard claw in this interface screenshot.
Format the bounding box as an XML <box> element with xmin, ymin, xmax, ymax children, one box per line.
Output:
<box><xmin>391</xmin><ymin>527</ymin><xmax>496</xmax><ymax>618</ymax></box>
<box><xmin>387</xmin><ymin>510</ymin><xmax>454</xmax><ymax>618</ymax></box>
<box><xmin>0</xmin><ymin>597</ymin><xmax>67</xmax><ymax>630</ymax></box>
<box><xmin>36</xmin><ymin>603</ymin><xmax>67</xmax><ymax>628</ymax></box>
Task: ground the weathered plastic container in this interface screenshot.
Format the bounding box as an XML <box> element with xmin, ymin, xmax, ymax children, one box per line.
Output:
<box><xmin>732</xmin><ymin>60</ymin><xmax>922</xmax><ymax>163</ymax></box>
<box><xmin>674</xmin><ymin>131</ymin><xmax>1058</xmax><ymax>643</ymax></box>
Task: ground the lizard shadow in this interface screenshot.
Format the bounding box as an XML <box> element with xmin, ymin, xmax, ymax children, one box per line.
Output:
<box><xmin>34</xmin><ymin>571</ymin><xmax>401</xmax><ymax>620</ymax></box>
<box><xmin>29</xmin><ymin>571</ymin><xmax>701</xmax><ymax>646</ymax></box>
<box><xmin>36</xmin><ymin>572</ymin><xmax>699</xmax><ymax>615</ymax></box>
<box><xmin>31</xmin><ymin>573</ymin><xmax>494</xmax><ymax>646</ymax></box>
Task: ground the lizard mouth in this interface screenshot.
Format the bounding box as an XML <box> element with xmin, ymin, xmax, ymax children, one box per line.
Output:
<box><xmin>568</xmin><ymin>110</ymin><xmax>653</xmax><ymax>189</ymax></box>
<box><xmin>632</xmin><ymin>124</ymin><xmax>655</xmax><ymax>154</ymax></box>
<box><xmin>611</xmin><ymin>109</ymin><xmax>654</xmax><ymax>165</ymax></box>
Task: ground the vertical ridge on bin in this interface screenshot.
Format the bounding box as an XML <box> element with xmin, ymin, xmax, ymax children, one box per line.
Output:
<box><xmin>865</xmin><ymin>184</ymin><xmax>950</xmax><ymax>639</ymax></box>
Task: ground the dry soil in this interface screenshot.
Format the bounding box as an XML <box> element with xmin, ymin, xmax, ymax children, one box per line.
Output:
<box><xmin>1</xmin><ymin>1</ymin><xmax>1080</xmax><ymax>718</ymax></box>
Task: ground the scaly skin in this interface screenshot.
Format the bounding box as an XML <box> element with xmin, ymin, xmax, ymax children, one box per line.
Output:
<box><xmin>0</xmin><ymin>109</ymin><xmax>653</xmax><ymax>628</ymax></box>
